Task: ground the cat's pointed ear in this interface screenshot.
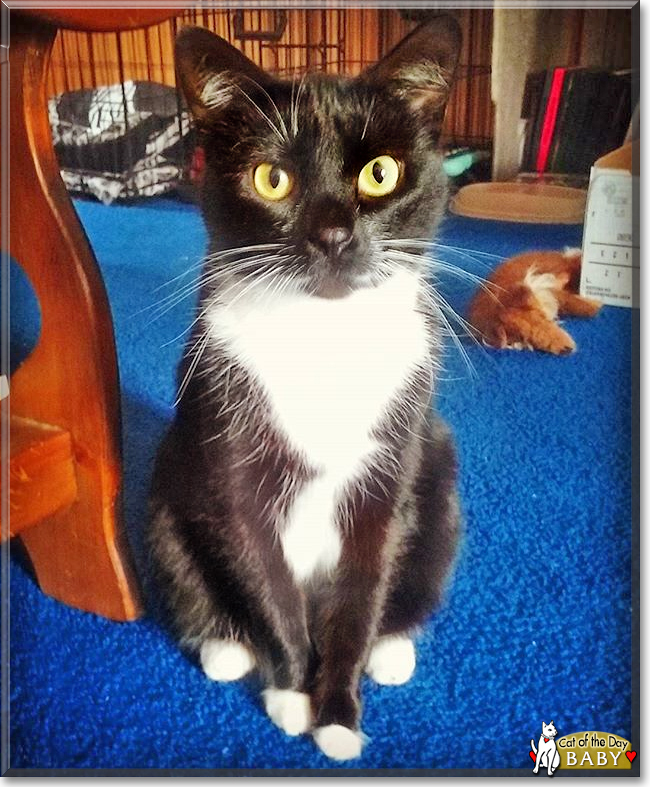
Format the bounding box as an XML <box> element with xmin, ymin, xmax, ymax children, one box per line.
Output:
<box><xmin>175</xmin><ymin>26</ymin><xmax>271</xmax><ymax>125</ymax></box>
<box><xmin>362</xmin><ymin>15</ymin><xmax>461</xmax><ymax>134</ymax></box>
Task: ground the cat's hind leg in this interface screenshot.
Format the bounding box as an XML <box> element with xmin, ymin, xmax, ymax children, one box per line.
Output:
<box><xmin>365</xmin><ymin>635</ymin><xmax>416</xmax><ymax>685</ymax></box>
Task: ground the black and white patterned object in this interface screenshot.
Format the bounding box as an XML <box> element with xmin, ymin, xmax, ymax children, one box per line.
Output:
<box><xmin>48</xmin><ymin>80</ymin><xmax>196</xmax><ymax>204</ymax></box>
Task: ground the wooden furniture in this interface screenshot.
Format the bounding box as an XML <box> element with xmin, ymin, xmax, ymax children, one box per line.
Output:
<box><xmin>5</xmin><ymin>9</ymin><xmax>176</xmax><ymax>620</ymax></box>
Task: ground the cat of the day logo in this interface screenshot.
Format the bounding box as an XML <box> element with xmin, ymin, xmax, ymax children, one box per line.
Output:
<box><xmin>529</xmin><ymin>724</ymin><xmax>637</xmax><ymax>774</ymax></box>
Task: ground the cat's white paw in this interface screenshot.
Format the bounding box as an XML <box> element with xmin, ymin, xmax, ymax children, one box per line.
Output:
<box><xmin>313</xmin><ymin>724</ymin><xmax>364</xmax><ymax>760</ymax></box>
<box><xmin>262</xmin><ymin>688</ymin><xmax>312</xmax><ymax>736</ymax></box>
<box><xmin>366</xmin><ymin>635</ymin><xmax>415</xmax><ymax>685</ymax></box>
<box><xmin>200</xmin><ymin>639</ymin><xmax>255</xmax><ymax>682</ymax></box>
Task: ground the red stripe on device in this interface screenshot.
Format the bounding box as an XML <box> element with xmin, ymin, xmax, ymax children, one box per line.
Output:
<box><xmin>535</xmin><ymin>68</ymin><xmax>566</xmax><ymax>175</ymax></box>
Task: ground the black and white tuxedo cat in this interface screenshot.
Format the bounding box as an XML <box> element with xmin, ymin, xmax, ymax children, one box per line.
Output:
<box><xmin>148</xmin><ymin>16</ymin><xmax>462</xmax><ymax>760</ymax></box>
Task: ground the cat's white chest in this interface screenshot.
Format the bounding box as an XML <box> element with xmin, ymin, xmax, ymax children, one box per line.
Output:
<box><xmin>206</xmin><ymin>269</ymin><xmax>429</xmax><ymax>580</ymax></box>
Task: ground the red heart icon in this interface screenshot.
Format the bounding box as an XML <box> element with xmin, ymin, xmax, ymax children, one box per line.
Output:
<box><xmin>529</xmin><ymin>751</ymin><xmax>536</xmax><ymax>763</ymax></box>
<box><xmin>626</xmin><ymin>751</ymin><xmax>637</xmax><ymax>763</ymax></box>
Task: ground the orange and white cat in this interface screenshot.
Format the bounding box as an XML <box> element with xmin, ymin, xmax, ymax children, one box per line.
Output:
<box><xmin>468</xmin><ymin>249</ymin><xmax>601</xmax><ymax>355</ymax></box>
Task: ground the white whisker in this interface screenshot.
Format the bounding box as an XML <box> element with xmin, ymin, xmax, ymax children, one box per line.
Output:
<box><xmin>174</xmin><ymin>327</ymin><xmax>212</xmax><ymax>406</ymax></box>
<box><xmin>290</xmin><ymin>71</ymin><xmax>308</xmax><ymax>138</ymax></box>
<box><xmin>234</xmin><ymin>76</ymin><xmax>289</xmax><ymax>143</ymax></box>
<box><xmin>134</xmin><ymin>244</ymin><xmax>287</xmax><ymax>319</ymax></box>
<box><xmin>361</xmin><ymin>96</ymin><xmax>376</xmax><ymax>141</ymax></box>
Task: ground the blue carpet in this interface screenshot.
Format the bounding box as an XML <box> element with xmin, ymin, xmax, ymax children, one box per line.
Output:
<box><xmin>10</xmin><ymin>197</ymin><xmax>633</xmax><ymax>772</ymax></box>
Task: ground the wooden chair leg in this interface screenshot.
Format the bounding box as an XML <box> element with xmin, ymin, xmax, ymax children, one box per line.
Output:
<box><xmin>5</xmin><ymin>15</ymin><xmax>141</xmax><ymax>620</ymax></box>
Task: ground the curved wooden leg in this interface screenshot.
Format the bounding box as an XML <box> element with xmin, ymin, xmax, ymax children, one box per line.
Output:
<box><xmin>5</xmin><ymin>15</ymin><xmax>141</xmax><ymax>620</ymax></box>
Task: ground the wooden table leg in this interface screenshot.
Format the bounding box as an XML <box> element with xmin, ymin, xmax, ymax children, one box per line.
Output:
<box><xmin>5</xmin><ymin>15</ymin><xmax>141</xmax><ymax>620</ymax></box>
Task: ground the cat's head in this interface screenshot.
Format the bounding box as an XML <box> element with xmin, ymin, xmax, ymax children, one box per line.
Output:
<box><xmin>542</xmin><ymin>721</ymin><xmax>558</xmax><ymax>738</ymax></box>
<box><xmin>176</xmin><ymin>17</ymin><xmax>461</xmax><ymax>299</ymax></box>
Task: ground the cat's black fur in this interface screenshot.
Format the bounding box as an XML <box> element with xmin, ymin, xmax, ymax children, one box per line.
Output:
<box><xmin>148</xmin><ymin>17</ymin><xmax>462</xmax><ymax>756</ymax></box>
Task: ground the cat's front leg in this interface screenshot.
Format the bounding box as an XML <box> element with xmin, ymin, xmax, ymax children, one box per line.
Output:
<box><xmin>219</xmin><ymin>447</ymin><xmax>315</xmax><ymax>736</ymax></box>
<box><xmin>552</xmin><ymin>749</ymin><xmax>561</xmax><ymax>774</ymax></box>
<box><xmin>238</xmin><ymin>571</ymin><xmax>313</xmax><ymax>737</ymax></box>
<box><xmin>258</xmin><ymin>594</ymin><xmax>313</xmax><ymax>737</ymax></box>
<box><xmin>251</xmin><ymin>557</ymin><xmax>314</xmax><ymax>737</ymax></box>
<box><xmin>199</xmin><ymin>579</ymin><xmax>313</xmax><ymax>737</ymax></box>
<box><xmin>311</xmin><ymin>568</ymin><xmax>380</xmax><ymax>760</ymax></box>
<box><xmin>182</xmin><ymin>512</ymin><xmax>313</xmax><ymax>736</ymax></box>
<box><xmin>311</xmin><ymin>488</ymin><xmax>396</xmax><ymax>760</ymax></box>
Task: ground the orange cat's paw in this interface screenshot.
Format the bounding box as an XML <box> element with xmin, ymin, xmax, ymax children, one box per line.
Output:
<box><xmin>557</xmin><ymin>292</ymin><xmax>602</xmax><ymax>318</ymax></box>
<box><xmin>582</xmin><ymin>298</ymin><xmax>602</xmax><ymax>317</ymax></box>
<box><xmin>546</xmin><ymin>331</ymin><xmax>576</xmax><ymax>355</ymax></box>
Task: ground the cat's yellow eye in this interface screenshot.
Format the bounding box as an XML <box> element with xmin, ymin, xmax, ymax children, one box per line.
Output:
<box><xmin>357</xmin><ymin>155</ymin><xmax>401</xmax><ymax>199</ymax></box>
<box><xmin>253</xmin><ymin>163</ymin><xmax>293</xmax><ymax>201</ymax></box>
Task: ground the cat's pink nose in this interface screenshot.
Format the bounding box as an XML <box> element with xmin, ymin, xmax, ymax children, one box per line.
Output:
<box><xmin>313</xmin><ymin>226</ymin><xmax>353</xmax><ymax>258</ymax></box>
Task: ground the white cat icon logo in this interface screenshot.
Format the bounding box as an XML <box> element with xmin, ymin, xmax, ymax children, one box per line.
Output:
<box><xmin>530</xmin><ymin>720</ymin><xmax>561</xmax><ymax>776</ymax></box>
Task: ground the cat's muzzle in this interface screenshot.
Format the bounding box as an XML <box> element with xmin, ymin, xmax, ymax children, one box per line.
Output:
<box><xmin>310</xmin><ymin>226</ymin><xmax>354</xmax><ymax>259</ymax></box>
